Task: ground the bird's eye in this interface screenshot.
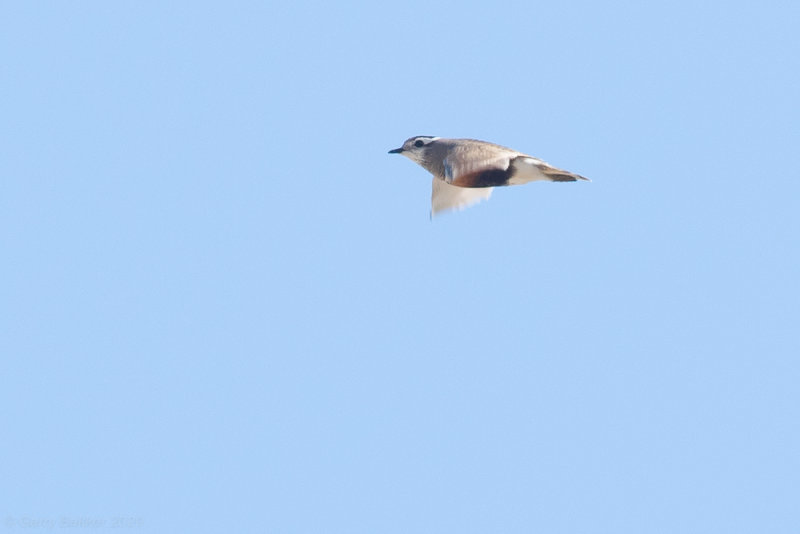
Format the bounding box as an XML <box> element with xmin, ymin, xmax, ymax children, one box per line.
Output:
<box><xmin>414</xmin><ymin>140</ymin><xmax>424</xmax><ymax>148</ymax></box>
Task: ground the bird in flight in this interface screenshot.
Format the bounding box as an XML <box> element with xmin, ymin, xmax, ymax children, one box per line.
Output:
<box><xmin>389</xmin><ymin>136</ymin><xmax>589</xmax><ymax>216</ymax></box>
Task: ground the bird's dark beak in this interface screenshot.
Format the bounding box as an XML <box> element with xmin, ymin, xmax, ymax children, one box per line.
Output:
<box><xmin>388</xmin><ymin>147</ymin><xmax>403</xmax><ymax>154</ymax></box>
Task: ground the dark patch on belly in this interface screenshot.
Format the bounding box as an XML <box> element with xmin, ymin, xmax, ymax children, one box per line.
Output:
<box><xmin>452</xmin><ymin>168</ymin><xmax>510</xmax><ymax>188</ymax></box>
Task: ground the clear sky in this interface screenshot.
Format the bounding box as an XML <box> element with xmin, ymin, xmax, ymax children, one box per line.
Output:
<box><xmin>2</xmin><ymin>1</ymin><xmax>799</xmax><ymax>533</ymax></box>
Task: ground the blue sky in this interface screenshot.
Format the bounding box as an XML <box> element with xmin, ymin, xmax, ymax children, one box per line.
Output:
<box><xmin>2</xmin><ymin>1</ymin><xmax>798</xmax><ymax>532</ymax></box>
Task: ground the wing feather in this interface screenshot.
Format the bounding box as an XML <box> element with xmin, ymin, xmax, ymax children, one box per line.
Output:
<box><xmin>443</xmin><ymin>141</ymin><xmax>518</xmax><ymax>187</ymax></box>
<box><xmin>431</xmin><ymin>178</ymin><xmax>492</xmax><ymax>216</ymax></box>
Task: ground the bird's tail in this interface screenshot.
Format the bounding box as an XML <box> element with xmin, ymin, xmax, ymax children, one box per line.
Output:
<box><xmin>540</xmin><ymin>166</ymin><xmax>590</xmax><ymax>182</ymax></box>
<box><xmin>510</xmin><ymin>157</ymin><xmax>590</xmax><ymax>184</ymax></box>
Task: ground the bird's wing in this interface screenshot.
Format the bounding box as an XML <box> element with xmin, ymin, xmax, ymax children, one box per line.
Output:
<box><xmin>507</xmin><ymin>156</ymin><xmax>590</xmax><ymax>185</ymax></box>
<box><xmin>431</xmin><ymin>178</ymin><xmax>492</xmax><ymax>216</ymax></box>
<box><xmin>442</xmin><ymin>142</ymin><xmax>518</xmax><ymax>188</ymax></box>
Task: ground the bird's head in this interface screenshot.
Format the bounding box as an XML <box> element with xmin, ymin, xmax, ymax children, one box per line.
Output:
<box><xmin>388</xmin><ymin>136</ymin><xmax>440</xmax><ymax>164</ymax></box>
